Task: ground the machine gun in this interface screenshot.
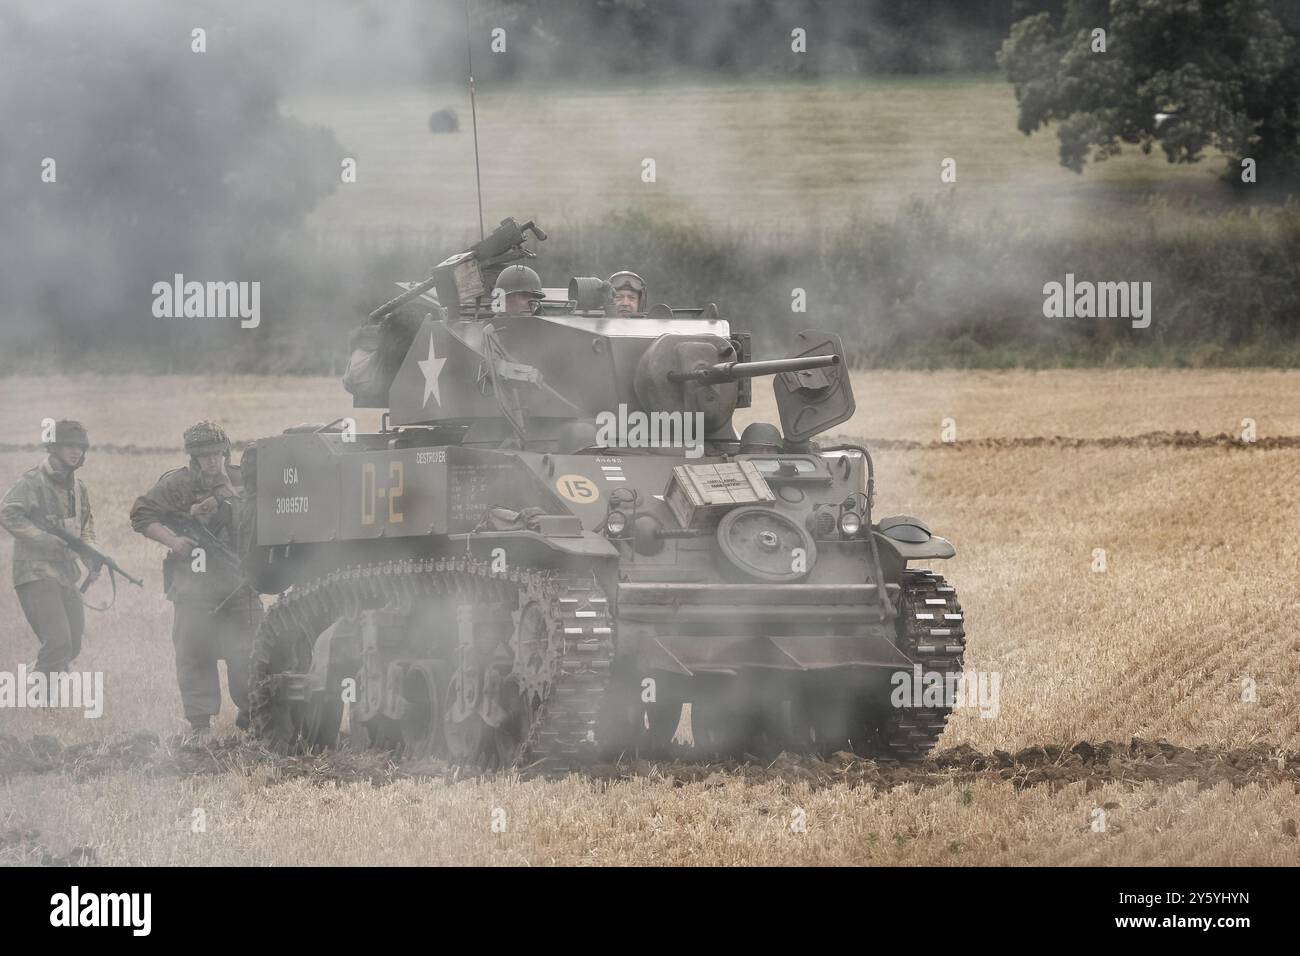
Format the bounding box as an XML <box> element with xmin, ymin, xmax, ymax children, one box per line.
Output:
<box><xmin>470</xmin><ymin>216</ymin><xmax>548</xmax><ymax>263</ymax></box>
<box><xmin>29</xmin><ymin>514</ymin><xmax>143</xmax><ymax>609</ymax></box>
<box><xmin>667</xmin><ymin>353</ymin><xmax>841</xmax><ymax>386</ymax></box>
<box><xmin>367</xmin><ymin>216</ymin><xmax>548</xmax><ymax>323</ymax></box>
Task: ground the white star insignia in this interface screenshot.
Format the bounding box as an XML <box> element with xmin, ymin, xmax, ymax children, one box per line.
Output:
<box><xmin>417</xmin><ymin>332</ymin><xmax>447</xmax><ymax>407</ymax></box>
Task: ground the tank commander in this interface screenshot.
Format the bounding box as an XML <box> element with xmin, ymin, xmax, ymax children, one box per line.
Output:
<box><xmin>608</xmin><ymin>271</ymin><xmax>646</xmax><ymax>316</ymax></box>
<box><xmin>0</xmin><ymin>420</ymin><xmax>97</xmax><ymax>676</ymax></box>
<box><xmin>130</xmin><ymin>421</ymin><xmax>261</xmax><ymax>737</ymax></box>
<box><xmin>494</xmin><ymin>264</ymin><xmax>546</xmax><ymax>318</ymax></box>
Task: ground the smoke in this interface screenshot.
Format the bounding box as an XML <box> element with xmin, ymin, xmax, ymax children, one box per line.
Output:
<box><xmin>3</xmin><ymin>0</ymin><xmax>1275</xmax><ymax>374</ymax></box>
<box><xmin>0</xmin><ymin>0</ymin><xmax>455</xmax><ymax>362</ymax></box>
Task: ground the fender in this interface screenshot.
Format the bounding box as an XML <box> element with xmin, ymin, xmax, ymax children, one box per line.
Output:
<box><xmin>452</xmin><ymin>529</ymin><xmax>622</xmax><ymax>618</ymax></box>
<box><xmin>450</xmin><ymin>529</ymin><xmax>619</xmax><ymax>559</ymax></box>
<box><xmin>873</xmin><ymin>514</ymin><xmax>956</xmax><ymax>563</ymax></box>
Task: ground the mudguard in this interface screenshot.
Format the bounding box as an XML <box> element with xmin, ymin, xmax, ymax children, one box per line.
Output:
<box><xmin>873</xmin><ymin>532</ymin><xmax>956</xmax><ymax>562</ymax></box>
<box><xmin>873</xmin><ymin>514</ymin><xmax>956</xmax><ymax>562</ymax></box>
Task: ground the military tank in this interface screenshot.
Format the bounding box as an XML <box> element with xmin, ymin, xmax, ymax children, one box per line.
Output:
<box><xmin>246</xmin><ymin>216</ymin><xmax>965</xmax><ymax>770</ymax></box>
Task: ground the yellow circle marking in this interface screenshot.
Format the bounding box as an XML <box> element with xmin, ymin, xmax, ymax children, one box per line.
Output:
<box><xmin>555</xmin><ymin>474</ymin><xmax>600</xmax><ymax>504</ymax></box>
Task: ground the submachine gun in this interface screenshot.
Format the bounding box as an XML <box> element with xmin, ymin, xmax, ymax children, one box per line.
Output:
<box><xmin>161</xmin><ymin>513</ymin><xmax>259</xmax><ymax>617</ymax></box>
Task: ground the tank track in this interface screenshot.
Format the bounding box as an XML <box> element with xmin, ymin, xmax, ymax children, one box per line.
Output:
<box><xmin>878</xmin><ymin>570</ymin><xmax>967</xmax><ymax>760</ymax></box>
<box><xmin>247</xmin><ymin>556</ymin><xmax>613</xmax><ymax>772</ymax></box>
<box><xmin>529</xmin><ymin>582</ymin><xmax>613</xmax><ymax>770</ymax></box>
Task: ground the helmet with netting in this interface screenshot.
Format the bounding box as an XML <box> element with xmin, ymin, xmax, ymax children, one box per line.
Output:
<box><xmin>45</xmin><ymin>420</ymin><xmax>89</xmax><ymax>450</ymax></box>
<box><xmin>184</xmin><ymin>420</ymin><xmax>231</xmax><ymax>457</ymax></box>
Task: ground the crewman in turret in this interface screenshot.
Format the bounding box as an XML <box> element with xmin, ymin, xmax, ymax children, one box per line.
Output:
<box><xmin>494</xmin><ymin>265</ymin><xmax>546</xmax><ymax>319</ymax></box>
<box><xmin>607</xmin><ymin>271</ymin><xmax>646</xmax><ymax>316</ymax></box>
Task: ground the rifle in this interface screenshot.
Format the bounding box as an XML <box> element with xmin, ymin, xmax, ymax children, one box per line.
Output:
<box><xmin>161</xmin><ymin>512</ymin><xmax>258</xmax><ymax>617</ymax></box>
<box><xmin>29</xmin><ymin>514</ymin><xmax>143</xmax><ymax>610</ymax></box>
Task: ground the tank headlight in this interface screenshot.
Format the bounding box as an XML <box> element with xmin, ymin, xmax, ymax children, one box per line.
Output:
<box><xmin>838</xmin><ymin>510</ymin><xmax>863</xmax><ymax>537</ymax></box>
<box><xmin>605</xmin><ymin>510</ymin><xmax>628</xmax><ymax>536</ymax></box>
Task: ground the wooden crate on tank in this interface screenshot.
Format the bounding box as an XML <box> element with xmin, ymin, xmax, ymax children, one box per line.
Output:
<box><xmin>665</xmin><ymin>461</ymin><xmax>775</xmax><ymax>527</ymax></box>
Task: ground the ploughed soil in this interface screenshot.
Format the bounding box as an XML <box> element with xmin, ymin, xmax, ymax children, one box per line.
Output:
<box><xmin>845</xmin><ymin>430</ymin><xmax>1300</xmax><ymax>451</ymax></box>
<box><xmin>4</xmin><ymin>429</ymin><xmax>1297</xmax><ymax>459</ymax></box>
<box><xmin>2</xmin><ymin>732</ymin><xmax>1295</xmax><ymax>793</ymax></box>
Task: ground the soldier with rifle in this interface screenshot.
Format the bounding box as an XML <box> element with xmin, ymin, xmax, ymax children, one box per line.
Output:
<box><xmin>130</xmin><ymin>421</ymin><xmax>261</xmax><ymax>736</ymax></box>
<box><xmin>0</xmin><ymin>421</ymin><xmax>138</xmax><ymax>676</ymax></box>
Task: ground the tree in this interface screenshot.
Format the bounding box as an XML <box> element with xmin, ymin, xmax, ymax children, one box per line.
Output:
<box><xmin>999</xmin><ymin>0</ymin><xmax>1300</xmax><ymax>185</ymax></box>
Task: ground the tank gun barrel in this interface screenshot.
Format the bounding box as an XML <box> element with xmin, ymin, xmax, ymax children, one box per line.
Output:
<box><xmin>667</xmin><ymin>353</ymin><xmax>840</xmax><ymax>386</ymax></box>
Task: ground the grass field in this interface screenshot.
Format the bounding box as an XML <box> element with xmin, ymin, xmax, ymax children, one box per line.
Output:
<box><xmin>2</xmin><ymin>370</ymin><xmax>1297</xmax><ymax>866</ymax></box>
<box><xmin>272</xmin><ymin>76</ymin><xmax>1299</xmax><ymax>375</ymax></box>
<box><xmin>287</xmin><ymin>74</ymin><xmax>1234</xmax><ymax>239</ymax></box>
<box><xmin>9</xmin><ymin>76</ymin><xmax>1290</xmax><ymax>379</ymax></box>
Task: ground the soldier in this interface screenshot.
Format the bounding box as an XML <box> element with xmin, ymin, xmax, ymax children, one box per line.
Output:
<box><xmin>493</xmin><ymin>264</ymin><xmax>546</xmax><ymax>318</ymax></box>
<box><xmin>130</xmin><ymin>421</ymin><xmax>261</xmax><ymax>735</ymax></box>
<box><xmin>0</xmin><ymin>420</ymin><xmax>97</xmax><ymax>675</ymax></box>
<box><xmin>608</xmin><ymin>271</ymin><xmax>646</xmax><ymax>316</ymax></box>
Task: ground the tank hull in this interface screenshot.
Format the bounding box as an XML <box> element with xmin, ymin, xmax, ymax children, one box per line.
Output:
<box><xmin>246</xmin><ymin>433</ymin><xmax>963</xmax><ymax>765</ymax></box>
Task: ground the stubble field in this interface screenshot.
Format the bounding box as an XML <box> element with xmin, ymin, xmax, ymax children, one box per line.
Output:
<box><xmin>1</xmin><ymin>369</ymin><xmax>1297</xmax><ymax>866</ymax></box>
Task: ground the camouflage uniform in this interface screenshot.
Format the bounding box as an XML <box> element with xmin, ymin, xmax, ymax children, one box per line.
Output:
<box><xmin>129</xmin><ymin>422</ymin><xmax>261</xmax><ymax>730</ymax></box>
<box><xmin>0</xmin><ymin>422</ymin><xmax>95</xmax><ymax>673</ymax></box>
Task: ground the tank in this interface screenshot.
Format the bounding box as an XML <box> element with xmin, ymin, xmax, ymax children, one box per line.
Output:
<box><xmin>246</xmin><ymin>217</ymin><xmax>965</xmax><ymax>769</ymax></box>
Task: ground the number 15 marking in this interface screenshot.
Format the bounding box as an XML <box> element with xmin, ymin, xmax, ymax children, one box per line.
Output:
<box><xmin>555</xmin><ymin>474</ymin><xmax>598</xmax><ymax>503</ymax></box>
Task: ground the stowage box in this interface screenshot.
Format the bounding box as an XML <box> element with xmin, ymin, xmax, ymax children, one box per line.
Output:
<box><xmin>664</xmin><ymin>460</ymin><xmax>775</xmax><ymax>527</ymax></box>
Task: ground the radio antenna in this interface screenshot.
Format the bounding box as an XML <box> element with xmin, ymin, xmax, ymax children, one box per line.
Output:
<box><xmin>464</xmin><ymin>0</ymin><xmax>485</xmax><ymax>240</ymax></box>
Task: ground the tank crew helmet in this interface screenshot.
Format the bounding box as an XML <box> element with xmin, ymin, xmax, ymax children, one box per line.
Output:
<box><xmin>739</xmin><ymin>421</ymin><xmax>783</xmax><ymax>455</ymax></box>
<box><xmin>608</xmin><ymin>271</ymin><xmax>646</xmax><ymax>315</ymax></box>
<box><xmin>494</xmin><ymin>264</ymin><xmax>546</xmax><ymax>315</ymax></box>
<box><xmin>45</xmin><ymin>419</ymin><xmax>90</xmax><ymax>451</ymax></box>
<box><xmin>184</xmin><ymin>420</ymin><xmax>231</xmax><ymax>458</ymax></box>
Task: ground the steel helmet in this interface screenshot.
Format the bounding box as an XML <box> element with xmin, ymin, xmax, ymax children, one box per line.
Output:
<box><xmin>494</xmin><ymin>265</ymin><xmax>545</xmax><ymax>299</ymax></box>
<box><xmin>740</xmin><ymin>421</ymin><xmax>783</xmax><ymax>454</ymax></box>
